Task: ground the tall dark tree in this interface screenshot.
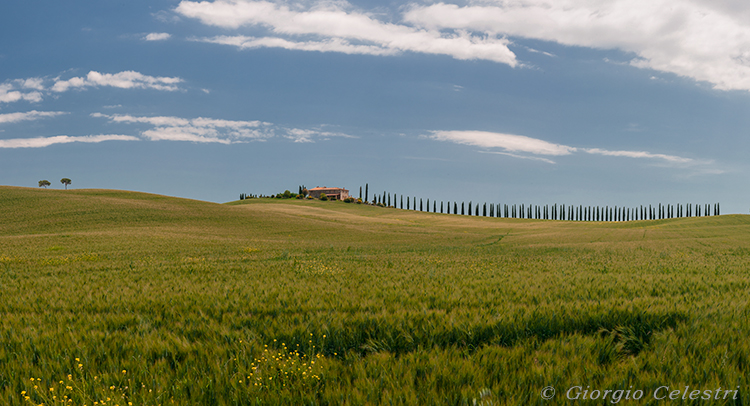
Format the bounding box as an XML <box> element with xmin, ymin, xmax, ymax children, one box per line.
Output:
<box><xmin>359</xmin><ymin>186</ymin><xmax>362</xmax><ymax>199</ymax></box>
<box><xmin>401</xmin><ymin>195</ymin><xmax>404</xmax><ymax>209</ymax></box>
<box><xmin>433</xmin><ymin>200</ymin><xmax>437</xmax><ymax>213</ymax></box>
<box><xmin>365</xmin><ymin>184</ymin><xmax>368</xmax><ymax>202</ymax></box>
<box><xmin>427</xmin><ymin>198</ymin><xmax>430</xmax><ymax>212</ymax></box>
<box><xmin>420</xmin><ymin>198</ymin><xmax>423</xmax><ymax>211</ymax></box>
<box><xmin>461</xmin><ymin>202</ymin><xmax>465</xmax><ymax>215</ymax></box>
<box><xmin>441</xmin><ymin>201</ymin><xmax>444</xmax><ymax>214</ymax></box>
<box><xmin>388</xmin><ymin>193</ymin><xmax>391</xmax><ymax>207</ymax></box>
<box><xmin>454</xmin><ymin>202</ymin><xmax>458</xmax><ymax>215</ymax></box>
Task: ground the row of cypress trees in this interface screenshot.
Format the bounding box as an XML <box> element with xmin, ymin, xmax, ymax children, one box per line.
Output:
<box><xmin>360</xmin><ymin>186</ymin><xmax>720</xmax><ymax>221</ymax></box>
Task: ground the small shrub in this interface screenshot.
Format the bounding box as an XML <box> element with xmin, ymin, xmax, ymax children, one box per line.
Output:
<box><xmin>344</xmin><ymin>197</ymin><xmax>354</xmax><ymax>203</ymax></box>
<box><xmin>320</xmin><ymin>194</ymin><xmax>328</xmax><ymax>201</ymax></box>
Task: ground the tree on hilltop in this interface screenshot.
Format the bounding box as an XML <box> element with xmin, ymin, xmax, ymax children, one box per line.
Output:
<box><xmin>38</xmin><ymin>180</ymin><xmax>51</xmax><ymax>188</ymax></box>
<box><xmin>60</xmin><ymin>178</ymin><xmax>71</xmax><ymax>190</ymax></box>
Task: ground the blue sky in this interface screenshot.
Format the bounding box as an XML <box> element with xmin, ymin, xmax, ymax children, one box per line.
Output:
<box><xmin>2</xmin><ymin>0</ymin><xmax>749</xmax><ymax>212</ymax></box>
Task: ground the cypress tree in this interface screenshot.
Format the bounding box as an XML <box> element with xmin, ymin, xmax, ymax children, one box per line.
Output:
<box><xmin>461</xmin><ymin>202</ymin><xmax>465</xmax><ymax>215</ymax></box>
<box><xmin>365</xmin><ymin>184</ymin><xmax>368</xmax><ymax>202</ymax></box>
<box><xmin>483</xmin><ymin>203</ymin><xmax>487</xmax><ymax>217</ymax></box>
<box><xmin>426</xmin><ymin>198</ymin><xmax>430</xmax><ymax>212</ymax></box>
<box><xmin>454</xmin><ymin>202</ymin><xmax>458</xmax><ymax>215</ymax></box>
<box><xmin>359</xmin><ymin>186</ymin><xmax>362</xmax><ymax>199</ymax></box>
<box><xmin>401</xmin><ymin>195</ymin><xmax>403</xmax><ymax>209</ymax></box>
<box><xmin>717</xmin><ymin>202</ymin><xmax>720</xmax><ymax>215</ymax></box>
<box><xmin>468</xmin><ymin>202</ymin><xmax>472</xmax><ymax>216</ymax></box>
<box><xmin>420</xmin><ymin>199</ymin><xmax>423</xmax><ymax>211</ymax></box>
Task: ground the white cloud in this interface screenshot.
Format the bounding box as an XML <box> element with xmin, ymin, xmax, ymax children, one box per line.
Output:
<box><xmin>403</xmin><ymin>0</ymin><xmax>750</xmax><ymax>91</ymax></box>
<box><xmin>283</xmin><ymin>128</ymin><xmax>355</xmax><ymax>143</ymax></box>
<box><xmin>175</xmin><ymin>0</ymin><xmax>750</xmax><ymax>91</ymax></box>
<box><xmin>428</xmin><ymin>129</ymin><xmax>711</xmax><ymax>168</ymax></box>
<box><xmin>94</xmin><ymin>112</ymin><xmax>273</xmax><ymax>144</ymax></box>
<box><xmin>429</xmin><ymin>130</ymin><xmax>576</xmax><ymax>156</ymax></box>
<box><xmin>0</xmin><ymin>110</ymin><xmax>67</xmax><ymax>124</ymax></box>
<box><xmin>52</xmin><ymin>71</ymin><xmax>183</xmax><ymax>92</ymax></box>
<box><xmin>195</xmin><ymin>35</ymin><xmax>399</xmax><ymax>56</ymax></box>
<box><xmin>0</xmin><ymin>134</ymin><xmax>138</xmax><ymax>149</ymax></box>
<box><xmin>0</xmin><ymin>83</ymin><xmax>43</xmax><ymax>104</ymax></box>
<box><xmin>93</xmin><ymin>112</ymin><xmax>354</xmax><ymax>144</ymax></box>
<box><xmin>1</xmin><ymin>71</ymin><xmax>183</xmax><ymax>104</ymax></box>
<box><xmin>477</xmin><ymin>150</ymin><xmax>556</xmax><ymax>164</ymax></box>
<box><xmin>176</xmin><ymin>0</ymin><xmax>518</xmax><ymax>65</ymax></box>
<box><xmin>584</xmin><ymin>148</ymin><xmax>694</xmax><ymax>164</ymax></box>
<box><xmin>18</xmin><ymin>78</ymin><xmax>45</xmax><ymax>90</ymax></box>
<box><xmin>145</xmin><ymin>32</ymin><xmax>172</xmax><ymax>41</ymax></box>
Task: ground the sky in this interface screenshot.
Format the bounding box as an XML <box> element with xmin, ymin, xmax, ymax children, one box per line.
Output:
<box><xmin>1</xmin><ymin>0</ymin><xmax>750</xmax><ymax>212</ymax></box>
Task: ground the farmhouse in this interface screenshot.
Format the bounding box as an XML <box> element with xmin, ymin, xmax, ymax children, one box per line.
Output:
<box><xmin>308</xmin><ymin>186</ymin><xmax>349</xmax><ymax>200</ymax></box>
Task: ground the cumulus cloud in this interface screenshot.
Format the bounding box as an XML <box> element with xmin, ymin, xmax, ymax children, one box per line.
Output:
<box><xmin>52</xmin><ymin>71</ymin><xmax>183</xmax><ymax>92</ymax></box>
<box><xmin>0</xmin><ymin>110</ymin><xmax>67</xmax><ymax>124</ymax></box>
<box><xmin>144</xmin><ymin>32</ymin><xmax>172</xmax><ymax>41</ymax></box>
<box><xmin>0</xmin><ymin>83</ymin><xmax>43</xmax><ymax>104</ymax></box>
<box><xmin>403</xmin><ymin>0</ymin><xmax>750</xmax><ymax>91</ymax></box>
<box><xmin>0</xmin><ymin>134</ymin><xmax>138</xmax><ymax>149</ymax></box>
<box><xmin>1</xmin><ymin>71</ymin><xmax>183</xmax><ymax>104</ymax></box>
<box><xmin>428</xmin><ymin>129</ymin><xmax>707</xmax><ymax>167</ymax></box>
<box><xmin>176</xmin><ymin>0</ymin><xmax>518</xmax><ymax>65</ymax></box>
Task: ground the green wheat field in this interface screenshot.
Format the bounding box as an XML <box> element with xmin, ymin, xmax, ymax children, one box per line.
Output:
<box><xmin>2</xmin><ymin>186</ymin><xmax>750</xmax><ymax>405</ymax></box>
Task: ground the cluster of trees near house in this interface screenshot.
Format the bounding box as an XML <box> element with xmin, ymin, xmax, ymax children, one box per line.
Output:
<box><xmin>38</xmin><ymin>178</ymin><xmax>72</xmax><ymax>189</ymax></box>
<box><xmin>240</xmin><ymin>183</ymin><xmax>720</xmax><ymax>221</ymax></box>
<box><xmin>240</xmin><ymin>186</ymin><xmax>313</xmax><ymax>201</ymax></box>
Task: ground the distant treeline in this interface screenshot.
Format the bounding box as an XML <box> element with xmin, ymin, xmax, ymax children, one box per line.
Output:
<box><xmin>357</xmin><ymin>184</ymin><xmax>720</xmax><ymax>221</ymax></box>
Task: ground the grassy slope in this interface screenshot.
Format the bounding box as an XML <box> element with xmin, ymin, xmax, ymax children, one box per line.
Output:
<box><xmin>2</xmin><ymin>186</ymin><xmax>750</xmax><ymax>405</ymax></box>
